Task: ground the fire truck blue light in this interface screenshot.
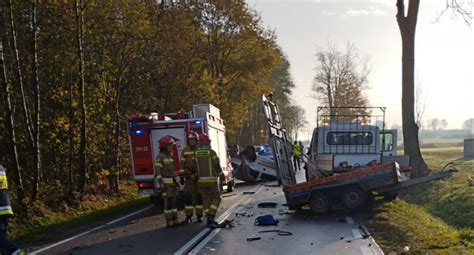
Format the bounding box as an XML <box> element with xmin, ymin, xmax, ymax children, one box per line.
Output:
<box><xmin>195</xmin><ymin>120</ymin><xmax>201</xmax><ymax>125</ymax></box>
<box><xmin>135</xmin><ymin>129</ymin><xmax>144</xmax><ymax>136</ymax></box>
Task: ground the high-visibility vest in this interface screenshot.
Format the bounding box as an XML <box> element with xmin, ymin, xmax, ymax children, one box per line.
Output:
<box><xmin>155</xmin><ymin>153</ymin><xmax>176</xmax><ymax>186</ymax></box>
<box><xmin>0</xmin><ymin>171</ymin><xmax>13</xmax><ymax>216</ymax></box>
<box><xmin>292</xmin><ymin>143</ymin><xmax>302</xmax><ymax>157</ymax></box>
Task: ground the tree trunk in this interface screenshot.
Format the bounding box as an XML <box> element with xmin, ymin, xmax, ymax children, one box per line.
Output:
<box><xmin>31</xmin><ymin>0</ymin><xmax>41</xmax><ymax>201</ymax></box>
<box><xmin>396</xmin><ymin>0</ymin><xmax>428</xmax><ymax>176</ymax></box>
<box><xmin>0</xmin><ymin>37</ymin><xmax>25</xmax><ymax>204</ymax></box>
<box><xmin>75</xmin><ymin>0</ymin><xmax>87</xmax><ymax>196</ymax></box>
<box><xmin>6</xmin><ymin>0</ymin><xmax>35</xmax><ymax>152</ymax></box>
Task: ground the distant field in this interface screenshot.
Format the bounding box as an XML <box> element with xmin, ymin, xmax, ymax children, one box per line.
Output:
<box><xmin>362</xmin><ymin>144</ymin><xmax>474</xmax><ymax>254</ymax></box>
<box><xmin>420</xmin><ymin>138</ymin><xmax>464</xmax><ymax>146</ymax></box>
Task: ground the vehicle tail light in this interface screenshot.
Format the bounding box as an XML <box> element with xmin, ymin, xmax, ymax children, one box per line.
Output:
<box><xmin>158</xmin><ymin>114</ymin><xmax>165</xmax><ymax>120</ymax></box>
<box><xmin>177</xmin><ymin>112</ymin><xmax>185</xmax><ymax>119</ymax></box>
<box><xmin>138</xmin><ymin>182</ymin><xmax>153</xmax><ymax>189</ymax></box>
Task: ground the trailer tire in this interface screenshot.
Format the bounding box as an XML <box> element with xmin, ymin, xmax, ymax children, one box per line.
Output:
<box><xmin>342</xmin><ymin>187</ymin><xmax>368</xmax><ymax>210</ymax></box>
<box><xmin>309</xmin><ymin>193</ymin><xmax>331</xmax><ymax>214</ymax></box>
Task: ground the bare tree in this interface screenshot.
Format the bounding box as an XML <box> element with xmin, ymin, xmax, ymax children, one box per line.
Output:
<box><xmin>396</xmin><ymin>0</ymin><xmax>428</xmax><ymax>176</ymax></box>
<box><xmin>434</xmin><ymin>0</ymin><xmax>473</xmax><ymax>26</ymax></box>
<box><xmin>462</xmin><ymin>118</ymin><xmax>474</xmax><ymax>137</ymax></box>
<box><xmin>415</xmin><ymin>72</ymin><xmax>428</xmax><ymax>128</ymax></box>
<box><xmin>0</xmin><ymin>38</ymin><xmax>25</xmax><ymax>204</ymax></box>
<box><xmin>75</xmin><ymin>0</ymin><xmax>88</xmax><ymax>197</ymax></box>
<box><xmin>440</xmin><ymin>119</ymin><xmax>448</xmax><ymax>130</ymax></box>
<box><xmin>428</xmin><ymin>118</ymin><xmax>440</xmax><ymax>130</ymax></box>
<box><xmin>312</xmin><ymin>41</ymin><xmax>370</xmax><ymax>119</ymax></box>
<box><xmin>31</xmin><ymin>0</ymin><xmax>42</xmax><ymax>201</ymax></box>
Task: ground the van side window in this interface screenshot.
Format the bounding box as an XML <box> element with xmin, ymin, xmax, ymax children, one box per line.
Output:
<box><xmin>326</xmin><ymin>132</ymin><xmax>373</xmax><ymax>145</ymax></box>
<box><xmin>380</xmin><ymin>133</ymin><xmax>393</xmax><ymax>151</ymax></box>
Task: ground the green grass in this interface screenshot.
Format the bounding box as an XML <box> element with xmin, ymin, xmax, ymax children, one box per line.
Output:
<box><xmin>361</xmin><ymin>144</ymin><xmax>474</xmax><ymax>254</ymax></box>
<box><xmin>10</xmin><ymin>181</ymin><xmax>149</xmax><ymax>247</ymax></box>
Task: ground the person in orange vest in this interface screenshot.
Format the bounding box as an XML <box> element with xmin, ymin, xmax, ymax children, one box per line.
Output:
<box><xmin>0</xmin><ymin>165</ymin><xmax>23</xmax><ymax>255</ymax></box>
<box><xmin>180</xmin><ymin>131</ymin><xmax>204</xmax><ymax>223</ymax></box>
<box><xmin>196</xmin><ymin>134</ymin><xmax>223</xmax><ymax>227</ymax></box>
<box><xmin>155</xmin><ymin>136</ymin><xmax>180</xmax><ymax>227</ymax></box>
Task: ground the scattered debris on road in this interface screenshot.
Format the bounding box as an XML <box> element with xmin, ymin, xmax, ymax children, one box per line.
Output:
<box><xmin>257</xmin><ymin>202</ymin><xmax>278</xmax><ymax>208</ymax></box>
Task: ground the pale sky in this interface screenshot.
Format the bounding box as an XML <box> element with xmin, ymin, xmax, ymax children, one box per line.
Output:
<box><xmin>246</xmin><ymin>0</ymin><xmax>473</xmax><ymax>140</ymax></box>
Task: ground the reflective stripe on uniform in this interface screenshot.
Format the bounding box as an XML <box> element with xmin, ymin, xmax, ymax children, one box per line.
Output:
<box><xmin>163</xmin><ymin>158</ymin><xmax>173</xmax><ymax>164</ymax></box>
<box><xmin>184</xmin><ymin>152</ymin><xmax>194</xmax><ymax>156</ymax></box>
<box><xmin>210</xmin><ymin>204</ymin><xmax>218</xmax><ymax>210</ymax></box>
<box><xmin>0</xmin><ymin>175</ymin><xmax>7</xmax><ymax>190</ymax></box>
<box><xmin>195</xmin><ymin>205</ymin><xmax>204</xmax><ymax>209</ymax></box>
<box><xmin>156</xmin><ymin>162</ymin><xmax>163</xmax><ymax>167</ymax></box>
<box><xmin>185</xmin><ymin>206</ymin><xmax>194</xmax><ymax>210</ymax></box>
<box><xmin>195</xmin><ymin>150</ymin><xmax>210</xmax><ymax>157</ymax></box>
<box><xmin>171</xmin><ymin>209</ymin><xmax>177</xmax><ymax>212</ymax></box>
<box><xmin>161</xmin><ymin>193</ymin><xmax>167</xmax><ymax>197</ymax></box>
<box><xmin>164</xmin><ymin>209</ymin><xmax>173</xmax><ymax>214</ymax></box>
<box><xmin>156</xmin><ymin>175</ymin><xmax>162</xmax><ymax>179</ymax></box>
<box><xmin>204</xmin><ymin>209</ymin><xmax>209</xmax><ymax>213</ymax></box>
<box><xmin>0</xmin><ymin>206</ymin><xmax>13</xmax><ymax>216</ymax></box>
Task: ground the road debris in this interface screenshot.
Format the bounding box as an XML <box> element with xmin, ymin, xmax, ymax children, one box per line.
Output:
<box><xmin>236</xmin><ymin>211</ymin><xmax>254</xmax><ymax>217</ymax></box>
<box><xmin>255</xmin><ymin>214</ymin><xmax>279</xmax><ymax>226</ymax></box>
<box><xmin>247</xmin><ymin>234</ymin><xmax>261</xmax><ymax>242</ymax></box>
<box><xmin>243</xmin><ymin>191</ymin><xmax>255</xmax><ymax>194</ymax></box>
<box><xmin>258</xmin><ymin>229</ymin><xmax>292</xmax><ymax>236</ymax></box>
<box><xmin>222</xmin><ymin>193</ymin><xmax>236</xmax><ymax>198</ymax></box>
<box><xmin>257</xmin><ymin>202</ymin><xmax>278</xmax><ymax>208</ymax></box>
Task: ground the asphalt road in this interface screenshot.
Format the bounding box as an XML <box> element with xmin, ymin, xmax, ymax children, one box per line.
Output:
<box><xmin>30</xmin><ymin>170</ymin><xmax>384</xmax><ymax>255</ymax></box>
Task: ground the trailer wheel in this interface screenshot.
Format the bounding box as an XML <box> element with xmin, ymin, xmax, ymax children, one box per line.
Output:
<box><xmin>342</xmin><ymin>187</ymin><xmax>368</xmax><ymax>210</ymax></box>
<box><xmin>309</xmin><ymin>193</ymin><xmax>331</xmax><ymax>214</ymax></box>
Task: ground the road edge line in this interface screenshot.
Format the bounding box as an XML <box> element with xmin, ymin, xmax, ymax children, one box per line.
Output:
<box><xmin>30</xmin><ymin>205</ymin><xmax>153</xmax><ymax>254</ymax></box>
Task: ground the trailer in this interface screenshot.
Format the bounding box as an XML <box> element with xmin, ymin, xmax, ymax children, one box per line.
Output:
<box><xmin>127</xmin><ymin>104</ymin><xmax>235</xmax><ymax>206</ymax></box>
<box><xmin>261</xmin><ymin>94</ymin><xmax>456</xmax><ymax>213</ymax></box>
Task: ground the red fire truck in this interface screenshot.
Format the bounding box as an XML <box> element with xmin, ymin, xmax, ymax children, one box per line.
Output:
<box><xmin>127</xmin><ymin>104</ymin><xmax>235</xmax><ymax>206</ymax></box>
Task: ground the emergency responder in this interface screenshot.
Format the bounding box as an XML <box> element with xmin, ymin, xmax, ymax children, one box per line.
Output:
<box><xmin>180</xmin><ymin>131</ymin><xmax>203</xmax><ymax>223</ymax></box>
<box><xmin>155</xmin><ymin>136</ymin><xmax>180</xmax><ymax>227</ymax></box>
<box><xmin>292</xmin><ymin>141</ymin><xmax>302</xmax><ymax>171</ymax></box>
<box><xmin>196</xmin><ymin>134</ymin><xmax>223</xmax><ymax>227</ymax></box>
<box><xmin>0</xmin><ymin>165</ymin><xmax>23</xmax><ymax>255</ymax></box>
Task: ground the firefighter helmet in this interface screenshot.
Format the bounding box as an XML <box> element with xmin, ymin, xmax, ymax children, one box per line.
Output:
<box><xmin>199</xmin><ymin>134</ymin><xmax>211</xmax><ymax>145</ymax></box>
<box><xmin>159</xmin><ymin>135</ymin><xmax>176</xmax><ymax>150</ymax></box>
<box><xmin>187</xmin><ymin>131</ymin><xmax>199</xmax><ymax>141</ymax></box>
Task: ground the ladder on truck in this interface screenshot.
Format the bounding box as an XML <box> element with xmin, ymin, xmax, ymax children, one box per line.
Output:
<box><xmin>261</xmin><ymin>94</ymin><xmax>328</xmax><ymax>186</ymax></box>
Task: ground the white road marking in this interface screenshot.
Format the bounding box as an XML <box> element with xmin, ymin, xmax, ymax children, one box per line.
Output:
<box><xmin>360</xmin><ymin>246</ymin><xmax>373</xmax><ymax>255</ymax></box>
<box><xmin>352</xmin><ymin>229</ymin><xmax>362</xmax><ymax>239</ymax></box>
<box><xmin>174</xmin><ymin>185</ymin><xmax>264</xmax><ymax>255</ymax></box>
<box><xmin>346</xmin><ymin>216</ymin><xmax>355</xmax><ymax>224</ymax></box>
<box><xmin>30</xmin><ymin>205</ymin><xmax>154</xmax><ymax>255</ymax></box>
<box><xmin>187</xmin><ymin>185</ymin><xmax>266</xmax><ymax>255</ymax></box>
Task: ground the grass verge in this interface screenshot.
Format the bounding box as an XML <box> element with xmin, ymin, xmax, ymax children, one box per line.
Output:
<box><xmin>10</xmin><ymin>181</ymin><xmax>150</xmax><ymax>248</ymax></box>
<box><xmin>361</xmin><ymin>145</ymin><xmax>474</xmax><ymax>254</ymax></box>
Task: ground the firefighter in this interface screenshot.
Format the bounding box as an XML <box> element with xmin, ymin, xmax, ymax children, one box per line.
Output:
<box><xmin>0</xmin><ymin>165</ymin><xmax>23</xmax><ymax>255</ymax></box>
<box><xmin>180</xmin><ymin>131</ymin><xmax>203</xmax><ymax>223</ymax></box>
<box><xmin>155</xmin><ymin>136</ymin><xmax>180</xmax><ymax>227</ymax></box>
<box><xmin>196</xmin><ymin>134</ymin><xmax>223</xmax><ymax>227</ymax></box>
<box><xmin>292</xmin><ymin>141</ymin><xmax>302</xmax><ymax>171</ymax></box>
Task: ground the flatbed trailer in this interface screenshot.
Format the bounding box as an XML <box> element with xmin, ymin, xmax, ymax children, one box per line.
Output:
<box><xmin>261</xmin><ymin>94</ymin><xmax>455</xmax><ymax>214</ymax></box>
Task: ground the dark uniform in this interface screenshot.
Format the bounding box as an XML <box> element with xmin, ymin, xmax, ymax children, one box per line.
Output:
<box><xmin>195</xmin><ymin>147</ymin><xmax>223</xmax><ymax>224</ymax></box>
<box><xmin>181</xmin><ymin>146</ymin><xmax>203</xmax><ymax>221</ymax></box>
<box><xmin>155</xmin><ymin>152</ymin><xmax>179</xmax><ymax>226</ymax></box>
<box><xmin>0</xmin><ymin>166</ymin><xmax>20</xmax><ymax>255</ymax></box>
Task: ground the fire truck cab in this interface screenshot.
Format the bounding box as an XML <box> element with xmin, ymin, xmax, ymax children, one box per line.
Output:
<box><xmin>127</xmin><ymin>104</ymin><xmax>234</xmax><ymax>206</ymax></box>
